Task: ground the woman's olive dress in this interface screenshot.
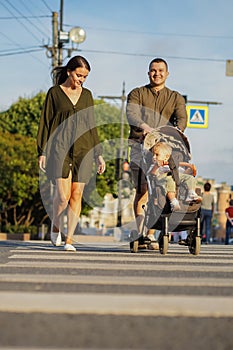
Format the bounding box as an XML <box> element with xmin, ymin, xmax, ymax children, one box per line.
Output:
<box><xmin>37</xmin><ymin>85</ymin><xmax>102</xmax><ymax>183</ymax></box>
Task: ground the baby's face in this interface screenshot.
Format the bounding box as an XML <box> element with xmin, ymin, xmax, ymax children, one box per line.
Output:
<box><xmin>152</xmin><ymin>147</ymin><xmax>168</xmax><ymax>166</ymax></box>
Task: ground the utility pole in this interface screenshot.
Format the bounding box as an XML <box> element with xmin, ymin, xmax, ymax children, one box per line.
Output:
<box><xmin>52</xmin><ymin>12</ymin><xmax>59</xmax><ymax>72</ymax></box>
<box><xmin>99</xmin><ymin>82</ymin><xmax>127</xmax><ymax>227</ymax></box>
<box><xmin>58</xmin><ymin>0</ymin><xmax>64</xmax><ymax>65</ymax></box>
<box><xmin>44</xmin><ymin>1</ymin><xmax>86</xmax><ymax>83</ymax></box>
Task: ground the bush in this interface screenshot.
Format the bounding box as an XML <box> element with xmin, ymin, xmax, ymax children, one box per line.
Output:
<box><xmin>1</xmin><ymin>224</ymin><xmax>37</xmax><ymax>235</ymax></box>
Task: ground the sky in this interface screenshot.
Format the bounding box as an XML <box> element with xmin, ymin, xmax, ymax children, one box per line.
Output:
<box><xmin>0</xmin><ymin>0</ymin><xmax>233</xmax><ymax>186</ymax></box>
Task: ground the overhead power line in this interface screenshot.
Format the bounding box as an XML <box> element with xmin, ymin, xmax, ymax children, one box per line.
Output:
<box><xmin>19</xmin><ymin>0</ymin><xmax>52</xmax><ymax>38</ymax></box>
<box><xmin>0</xmin><ymin>48</ymin><xmax>44</xmax><ymax>57</ymax></box>
<box><xmin>63</xmin><ymin>24</ymin><xmax>233</xmax><ymax>41</ymax></box>
<box><xmin>0</xmin><ymin>31</ymin><xmax>46</xmax><ymax>65</ymax></box>
<box><xmin>40</xmin><ymin>0</ymin><xmax>53</xmax><ymax>12</ymax></box>
<box><xmin>0</xmin><ymin>43</ymin><xmax>227</xmax><ymax>63</ymax></box>
<box><xmin>0</xmin><ymin>0</ymin><xmax>41</xmax><ymax>43</ymax></box>
<box><xmin>79</xmin><ymin>48</ymin><xmax>226</xmax><ymax>63</ymax></box>
<box><xmin>0</xmin><ymin>15</ymin><xmax>50</xmax><ymax>19</ymax></box>
<box><xmin>2</xmin><ymin>0</ymin><xmax>49</xmax><ymax>40</ymax></box>
<box><xmin>0</xmin><ymin>45</ymin><xmax>40</xmax><ymax>53</ymax></box>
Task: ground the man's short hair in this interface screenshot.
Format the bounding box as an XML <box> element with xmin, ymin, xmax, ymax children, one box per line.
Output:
<box><xmin>149</xmin><ymin>58</ymin><xmax>168</xmax><ymax>71</ymax></box>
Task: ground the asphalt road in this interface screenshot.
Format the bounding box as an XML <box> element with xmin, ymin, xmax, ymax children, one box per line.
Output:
<box><xmin>0</xmin><ymin>239</ymin><xmax>232</xmax><ymax>350</ymax></box>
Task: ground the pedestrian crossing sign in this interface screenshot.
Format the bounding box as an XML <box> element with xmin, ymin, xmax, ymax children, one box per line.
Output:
<box><xmin>186</xmin><ymin>105</ymin><xmax>208</xmax><ymax>128</ymax></box>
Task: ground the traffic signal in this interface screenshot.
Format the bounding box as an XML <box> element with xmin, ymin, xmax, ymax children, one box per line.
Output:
<box><xmin>115</xmin><ymin>159</ymin><xmax>130</xmax><ymax>180</ymax></box>
<box><xmin>122</xmin><ymin>160</ymin><xmax>129</xmax><ymax>172</ymax></box>
<box><xmin>122</xmin><ymin>160</ymin><xmax>130</xmax><ymax>180</ymax></box>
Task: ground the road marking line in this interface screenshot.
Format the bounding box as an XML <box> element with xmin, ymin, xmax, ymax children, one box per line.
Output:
<box><xmin>0</xmin><ymin>274</ymin><xmax>232</xmax><ymax>287</ymax></box>
<box><xmin>2</xmin><ymin>261</ymin><xmax>233</xmax><ymax>272</ymax></box>
<box><xmin>0</xmin><ymin>291</ymin><xmax>232</xmax><ymax>317</ymax></box>
<box><xmin>8</xmin><ymin>254</ymin><xmax>233</xmax><ymax>264</ymax></box>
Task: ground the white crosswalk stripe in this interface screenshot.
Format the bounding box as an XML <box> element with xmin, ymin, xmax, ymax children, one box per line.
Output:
<box><xmin>1</xmin><ymin>241</ymin><xmax>233</xmax><ymax>350</ymax></box>
<box><xmin>0</xmin><ymin>242</ymin><xmax>233</xmax><ymax>318</ymax></box>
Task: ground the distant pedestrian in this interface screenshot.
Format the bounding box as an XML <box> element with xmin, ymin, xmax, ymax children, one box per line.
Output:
<box><xmin>200</xmin><ymin>182</ymin><xmax>215</xmax><ymax>244</ymax></box>
<box><xmin>172</xmin><ymin>231</ymin><xmax>188</xmax><ymax>245</ymax></box>
<box><xmin>225</xmin><ymin>199</ymin><xmax>233</xmax><ymax>245</ymax></box>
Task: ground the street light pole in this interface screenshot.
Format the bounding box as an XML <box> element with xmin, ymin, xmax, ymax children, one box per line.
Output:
<box><xmin>117</xmin><ymin>82</ymin><xmax>126</xmax><ymax>227</ymax></box>
<box><xmin>99</xmin><ymin>82</ymin><xmax>126</xmax><ymax>227</ymax></box>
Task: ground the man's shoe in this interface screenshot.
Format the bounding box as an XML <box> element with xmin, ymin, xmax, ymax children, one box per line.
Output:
<box><xmin>146</xmin><ymin>234</ymin><xmax>159</xmax><ymax>250</ymax></box>
<box><xmin>138</xmin><ymin>235</ymin><xmax>149</xmax><ymax>250</ymax></box>
<box><xmin>148</xmin><ymin>242</ymin><xmax>159</xmax><ymax>250</ymax></box>
<box><xmin>178</xmin><ymin>239</ymin><xmax>188</xmax><ymax>246</ymax></box>
<box><xmin>51</xmin><ymin>231</ymin><xmax>62</xmax><ymax>246</ymax></box>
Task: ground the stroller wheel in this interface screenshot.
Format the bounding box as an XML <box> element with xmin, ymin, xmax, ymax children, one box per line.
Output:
<box><xmin>130</xmin><ymin>240</ymin><xmax>139</xmax><ymax>253</ymax></box>
<box><xmin>188</xmin><ymin>236</ymin><xmax>201</xmax><ymax>255</ymax></box>
<box><xmin>159</xmin><ymin>234</ymin><xmax>169</xmax><ymax>255</ymax></box>
<box><xmin>130</xmin><ymin>230</ymin><xmax>139</xmax><ymax>253</ymax></box>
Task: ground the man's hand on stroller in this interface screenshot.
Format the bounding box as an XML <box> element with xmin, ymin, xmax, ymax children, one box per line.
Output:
<box><xmin>141</xmin><ymin>123</ymin><xmax>154</xmax><ymax>135</ymax></box>
<box><xmin>140</xmin><ymin>123</ymin><xmax>155</xmax><ymax>142</ymax></box>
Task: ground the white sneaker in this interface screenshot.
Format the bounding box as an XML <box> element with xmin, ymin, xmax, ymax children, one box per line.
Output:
<box><xmin>170</xmin><ymin>199</ymin><xmax>181</xmax><ymax>211</ymax></box>
<box><xmin>64</xmin><ymin>243</ymin><xmax>76</xmax><ymax>252</ymax></box>
<box><xmin>147</xmin><ymin>234</ymin><xmax>155</xmax><ymax>242</ymax></box>
<box><xmin>186</xmin><ymin>191</ymin><xmax>202</xmax><ymax>203</ymax></box>
<box><xmin>51</xmin><ymin>231</ymin><xmax>62</xmax><ymax>246</ymax></box>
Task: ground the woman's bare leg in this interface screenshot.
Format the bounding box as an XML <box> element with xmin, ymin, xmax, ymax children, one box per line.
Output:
<box><xmin>52</xmin><ymin>174</ymin><xmax>72</xmax><ymax>232</ymax></box>
<box><xmin>66</xmin><ymin>182</ymin><xmax>85</xmax><ymax>244</ymax></box>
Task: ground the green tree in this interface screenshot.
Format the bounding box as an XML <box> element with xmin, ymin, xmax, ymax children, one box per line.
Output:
<box><xmin>0</xmin><ymin>93</ymin><xmax>130</xmax><ymax>227</ymax></box>
<box><xmin>0</xmin><ymin>130</ymin><xmax>47</xmax><ymax>231</ymax></box>
<box><xmin>0</xmin><ymin>91</ymin><xmax>46</xmax><ymax>137</ymax></box>
<box><xmin>81</xmin><ymin>100</ymin><xmax>130</xmax><ymax>213</ymax></box>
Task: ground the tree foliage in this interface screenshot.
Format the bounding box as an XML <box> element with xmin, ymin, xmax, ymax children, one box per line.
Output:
<box><xmin>81</xmin><ymin>100</ymin><xmax>130</xmax><ymax>213</ymax></box>
<box><xmin>0</xmin><ymin>130</ymin><xmax>47</xmax><ymax>231</ymax></box>
<box><xmin>0</xmin><ymin>92</ymin><xmax>129</xmax><ymax>229</ymax></box>
<box><xmin>0</xmin><ymin>92</ymin><xmax>46</xmax><ymax>138</ymax></box>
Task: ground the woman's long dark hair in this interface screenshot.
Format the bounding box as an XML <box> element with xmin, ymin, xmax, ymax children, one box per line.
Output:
<box><xmin>52</xmin><ymin>55</ymin><xmax>91</xmax><ymax>85</ymax></box>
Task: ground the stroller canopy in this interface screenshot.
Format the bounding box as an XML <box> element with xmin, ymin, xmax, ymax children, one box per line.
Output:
<box><xmin>143</xmin><ymin>125</ymin><xmax>191</xmax><ymax>163</ymax></box>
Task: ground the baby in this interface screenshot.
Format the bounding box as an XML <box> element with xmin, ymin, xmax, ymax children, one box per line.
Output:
<box><xmin>149</xmin><ymin>142</ymin><xmax>201</xmax><ymax>211</ymax></box>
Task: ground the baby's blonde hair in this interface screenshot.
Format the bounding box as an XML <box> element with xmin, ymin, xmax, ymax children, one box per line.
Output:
<box><xmin>152</xmin><ymin>142</ymin><xmax>172</xmax><ymax>156</ymax></box>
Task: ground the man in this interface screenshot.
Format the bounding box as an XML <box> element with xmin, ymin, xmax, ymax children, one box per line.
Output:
<box><xmin>200</xmin><ymin>182</ymin><xmax>215</xmax><ymax>244</ymax></box>
<box><xmin>225</xmin><ymin>199</ymin><xmax>233</xmax><ymax>245</ymax></box>
<box><xmin>126</xmin><ymin>58</ymin><xmax>187</xmax><ymax>248</ymax></box>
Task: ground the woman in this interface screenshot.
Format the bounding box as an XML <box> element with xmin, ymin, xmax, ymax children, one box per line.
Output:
<box><xmin>200</xmin><ymin>182</ymin><xmax>214</xmax><ymax>244</ymax></box>
<box><xmin>37</xmin><ymin>55</ymin><xmax>105</xmax><ymax>251</ymax></box>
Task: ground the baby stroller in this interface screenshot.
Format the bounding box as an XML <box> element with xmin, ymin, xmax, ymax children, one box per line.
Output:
<box><xmin>130</xmin><ymin>125</ymin><xmax>202</xmax><ymax>255</ymax></box>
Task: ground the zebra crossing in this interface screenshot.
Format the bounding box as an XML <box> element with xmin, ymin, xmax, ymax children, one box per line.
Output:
<box><xmin>0</xmin><ymin>240</ymin><xmax>233</xmax><ymax>349</ymax></box>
